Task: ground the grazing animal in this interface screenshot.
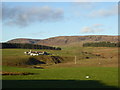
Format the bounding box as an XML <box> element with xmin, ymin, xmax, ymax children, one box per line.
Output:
<box><xmin>86</xmin><ymin>76</ymin><xmax>90</xmax><ymax>79</ymax></box>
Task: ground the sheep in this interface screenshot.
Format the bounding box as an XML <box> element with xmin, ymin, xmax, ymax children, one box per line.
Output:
<box><xmin>24</xmin><ymin>52</ymin><xmax>29</xmax><ymax>55</ymax></box>
<box><xmin>24</xmin><ymin>52</ymin><xmax>27</xmax><ymax>54</ymax></box>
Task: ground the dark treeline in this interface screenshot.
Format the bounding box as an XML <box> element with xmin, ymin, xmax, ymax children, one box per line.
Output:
<box><xmin>83</xmin><ymin>42</ymin><xmax>120</xmax><ymax>47</ymax></box>
<box><xmin>0</xmin><ymin>43</ymin><xmax>61</xmax><ymax>50</ymax></box>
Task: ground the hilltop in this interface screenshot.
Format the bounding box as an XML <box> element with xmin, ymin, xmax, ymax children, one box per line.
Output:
<box><xmin>7</xmin><ymin>35</ymin><xmax>119</xmax><ymax>46</ymax></box>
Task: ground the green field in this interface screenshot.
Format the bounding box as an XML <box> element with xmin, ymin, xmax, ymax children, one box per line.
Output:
<box><xmin>2</xmin><ymin>66</ymin><xmax>118</xmax><ymax>88</ymax></box>
<box><xmin>2</xmin><ymin>46</ymin><xmax>119</xmax><ymax>88</ymax></box>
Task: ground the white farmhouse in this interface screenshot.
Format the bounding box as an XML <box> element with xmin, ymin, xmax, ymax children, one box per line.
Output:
<box><xmin>24</xmin><ymin>50</ymin><xmax>51</xmax><ymax>56</ymax></box>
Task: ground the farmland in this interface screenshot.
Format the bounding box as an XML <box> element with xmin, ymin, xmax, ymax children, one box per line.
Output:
<box><xmin>1</xmin><ymin>46</ymin><xmax>119</xmax><ymax>88</ymax></box>
<box><xmin>2</xmin><ymin>0</ymin><xmax>119</xmax><ymax>88</ymax></box>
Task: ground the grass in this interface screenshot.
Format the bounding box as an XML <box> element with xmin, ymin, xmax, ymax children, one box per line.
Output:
<box><xmin>2</xmin><ymin>65</ymin><xmax>118</xmax><ymax>88</ymax></box>
<box><xmin>1</xmin><ymin>46</ymin><xmax>119</xmax><ymax>88</ymax></box>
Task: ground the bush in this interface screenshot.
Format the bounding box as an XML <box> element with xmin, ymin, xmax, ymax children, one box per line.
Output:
<box><xmin>83</xmin><ymin>42</ymin><xmax>120</xmax><ymax>47</ymax></box>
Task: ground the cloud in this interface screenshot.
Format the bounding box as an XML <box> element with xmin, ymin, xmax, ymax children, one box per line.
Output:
<box><xmin>80</xmin><ymin>24</ymin><xmax>104</xmax><ymax>33</ymax></box>
<box><xmin>89</xmin><ymin>5</ymin><xmax>117</xmax><ymax>17</ymax></box>
<box><xmin>70</xmin><ymin>2</ymin><xmax>95</xmax><ymax>17</ymax></box>
<box><xmin>80</xmin><ymin>27</ymin><xmax>95</xmax><ymax>33</ymax></box>
<box><xmin>70</xmin><ymin>2</ymin><xmax>117</xmax><ymax>19</ymax></box>
<box><xmin>2</xmin><ymin>5</ymin><xmax>64</xmax><ymax>27</ymax></box>
<box><xmin>72</xmin><ymin>2</ymin><xmax>95</xmax><ymax>9</ymax></box>
<box><xmin>93</xmin><ymin>24</ymin><xmax>103</xmax><ymax>27</ymax></box>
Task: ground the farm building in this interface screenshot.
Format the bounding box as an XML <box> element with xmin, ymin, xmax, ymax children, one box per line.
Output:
<box><xmin>24</xmin><ymin>50</ymin><xmax>52</xmax><ymax>56</ymax></box>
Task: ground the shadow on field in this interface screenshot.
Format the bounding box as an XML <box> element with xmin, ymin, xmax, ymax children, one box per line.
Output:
<box><xmin>2</xmin><ymin>80</ymin><xmax>118</xmax><ymax>89</ymax></box>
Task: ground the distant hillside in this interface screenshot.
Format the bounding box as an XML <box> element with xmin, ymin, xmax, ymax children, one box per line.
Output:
<box><xmin>7</xmin><ymin>35</ymin><xmax>119</xmax><ymax>46</ymax></box>
<box><xmin>7</xmin><ymin>38</ymin><xmax>41</xmax><ymax>44</ymax></box>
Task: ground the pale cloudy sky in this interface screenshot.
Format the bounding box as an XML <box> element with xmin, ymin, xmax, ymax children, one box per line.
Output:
<box><xmin>1</xmin><ymin>2</ymin><xmax>118</xmax><ymax>42</ymax></box>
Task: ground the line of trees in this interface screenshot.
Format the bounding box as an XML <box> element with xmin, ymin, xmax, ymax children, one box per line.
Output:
<box><xmin>83</xmin><ymin>42</ymin><xmax>120</xmax><ymax>47</ymax></box>
<box><xmin>0</xmin><ymin>43</ymin><xmax>61</xmax><ymax>50</ymax></box>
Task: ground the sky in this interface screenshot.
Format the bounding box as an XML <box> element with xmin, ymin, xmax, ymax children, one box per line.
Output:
<box><xmin>1</xmin><ymin>2</ymin><xmax>118</xmax><ymax>42</ymax></box>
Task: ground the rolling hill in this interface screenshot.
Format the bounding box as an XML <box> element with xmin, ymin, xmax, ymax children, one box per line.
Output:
<box><xmin>7</xmin><ymin>35</ymin><xmax>119</xmax><ymax>46</ymax></box>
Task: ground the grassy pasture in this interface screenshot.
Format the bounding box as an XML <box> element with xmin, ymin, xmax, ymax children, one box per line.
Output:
<box><xmin>1</xmin><ymin>46</ymin><xmax>119</xmax><ymax>88</ymax></box>
<box><xmin>2</xmin><ymin>66</ymin><xmax>118</xmax><ymax>88</ymax></box>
